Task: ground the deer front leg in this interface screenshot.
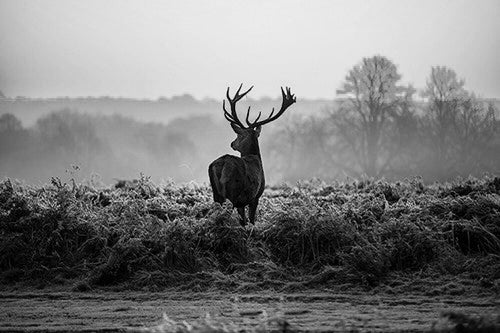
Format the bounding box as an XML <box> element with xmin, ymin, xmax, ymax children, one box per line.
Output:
<box><xmin>237</xmin><ymin>206</ymin><xmax>247</xmax><ymax>227</ymax></box>
<box><xmin>248</xmin><ymin>199</ymin><xmax>259</xmax><ymax>225</ymax></box>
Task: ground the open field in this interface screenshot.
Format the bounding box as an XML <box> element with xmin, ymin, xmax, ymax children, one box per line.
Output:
<box><xmin>1</xmin><ymin>176</ymin><xmax>499</xmax><ymax>331</ymax></box>
<box><xmin>1</xmin><ymin>291</ymin><xmax>498</xmax><ymax>332</ymax></box>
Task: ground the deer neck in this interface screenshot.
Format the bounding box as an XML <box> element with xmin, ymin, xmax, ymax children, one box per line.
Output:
<box><xmin>240</xmin><ymin>137</ymin><xmax>261</xmax><ymax>159</ymax></box>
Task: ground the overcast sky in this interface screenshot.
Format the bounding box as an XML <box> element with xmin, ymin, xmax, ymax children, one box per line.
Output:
<box><xmin>0</xmin><ymin>0</ymin><xmax>499</xmax><ymax>99</ymax></box>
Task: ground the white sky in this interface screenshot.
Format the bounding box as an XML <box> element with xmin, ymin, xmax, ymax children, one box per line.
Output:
<box><xmin>0</xmin><ymin>0</ymin><xmax>499</xmax><ymax>99</ymax></box>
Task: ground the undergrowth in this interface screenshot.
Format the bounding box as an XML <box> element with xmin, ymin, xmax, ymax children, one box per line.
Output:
<box><xmin>0</xmin><ymin>175</ymin><xmax>499</xmax><ymax>291</ymax></box>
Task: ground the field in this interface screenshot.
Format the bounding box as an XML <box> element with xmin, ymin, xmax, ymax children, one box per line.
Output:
<box><xmin>1</xmin><ymin>176</ymin><xmax>499</xmax><ymax>332</ymax></box>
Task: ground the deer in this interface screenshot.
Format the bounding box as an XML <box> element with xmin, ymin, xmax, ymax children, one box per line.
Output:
<box><xmin>208</xmin><ymin>84</ymin><xmax>296</xmax><ymax>227</ymax></box>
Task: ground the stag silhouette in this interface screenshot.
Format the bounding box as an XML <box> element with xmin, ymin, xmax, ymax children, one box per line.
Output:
<box><xmin>208</xmin><ymin>84</ymin><xmax>296</xmax><ymax>226</ymax></box>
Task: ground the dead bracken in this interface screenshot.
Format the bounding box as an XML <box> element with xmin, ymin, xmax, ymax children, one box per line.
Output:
<box><xmin>0</xmin><ymin>176</ymin><xmax>499</xmax><ymax>293</ymax></box>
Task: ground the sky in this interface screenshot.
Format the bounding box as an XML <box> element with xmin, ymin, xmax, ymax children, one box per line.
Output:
<box><xmin>0</xmin><ymin>0</ymin><xmax>499</xmax><ymax>100</ymax></box>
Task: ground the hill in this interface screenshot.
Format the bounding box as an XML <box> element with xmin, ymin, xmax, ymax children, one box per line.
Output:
<box><xmin>0</xmin><ymin>95</ymin><xmax>335</xmax><ymax>126</ymax></box>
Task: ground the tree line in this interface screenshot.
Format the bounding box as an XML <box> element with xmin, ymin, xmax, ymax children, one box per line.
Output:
<box><xmin>266</xmin><ymin>56</ymin><xmax>499</xmax><ymax>182</ymax></box>
<box><xmin>0</xmin><ymin>111</ymin><xmax>205</xmax><ymax>183</ymax></box>
<box><xmin>0</xmin><ymin>55</ymin><xmax>498</xmax><ymax>184</ymax></box>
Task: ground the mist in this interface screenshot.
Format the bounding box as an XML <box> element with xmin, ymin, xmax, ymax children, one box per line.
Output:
<box><xmin>0</xmin><ymin>1</ymin><xmax>499</xmax><ymax>185</ymax></box>
<box><xmin>1</xmin><ymin>61</ymin><xmax>499</xmax><ymax>185</ymax></box>
<box><xmin>0</xmin><ymin>95</ymin><xmax>333</xmax><ymax>184</ymax></box>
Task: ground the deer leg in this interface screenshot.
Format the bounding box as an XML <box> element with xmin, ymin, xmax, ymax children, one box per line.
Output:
<box><xmin>237</xmin><ymin>206</ymin><xmax>247</xmax><ymax>227</ymax></box>
<box><xmin>248</xmin><ymin>199</ymin><xmax>259</xmax><ymax>225</ymax></box>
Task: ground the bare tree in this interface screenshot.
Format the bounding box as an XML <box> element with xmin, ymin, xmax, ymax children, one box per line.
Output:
<box><xmin>384</xmin><ymin>86</ymin><xmax>421</xmax><ymax>177</ymax></box>
<box><xmin>263</xmin><ymin>111</ymin><xmax>349</xmax><ymax>182</ymax></box>
<box><xmin>420</xmin><ymin>66</ymin><xmax>497</xmax><ymax>179</ymax></box>
<box><xmin>420</xmin><ymin>66</ymin><xmax>466</xmax><ymax>178</ymax></box>
<box><xmin>454</xmin><ymin>96</ymin><xmax>497</xmax><ymax>175</ymax></box>
<box><xmin>0</xmin><ymin>113</ymin><xmax>22</xmax><ymax>132</ymax></box>
<box><xmin>334</xmin><ymin>55</ymin><xmax>412</xmax><ymax>177</ymax></box>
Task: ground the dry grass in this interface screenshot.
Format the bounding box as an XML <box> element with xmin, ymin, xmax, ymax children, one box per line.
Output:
<box><xmin>0</xmin><ymin>175</ymin><xmax>499</xmax><ymax>291</ymax></box>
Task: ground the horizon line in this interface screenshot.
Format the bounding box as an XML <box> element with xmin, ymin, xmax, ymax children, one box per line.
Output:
<box><xmin>4</xmin><ymin>94</ymin><xmax>500</xmax><ymax>102</ymax></box>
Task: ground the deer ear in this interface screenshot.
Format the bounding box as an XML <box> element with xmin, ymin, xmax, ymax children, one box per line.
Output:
<box><xmin>231</xmin><ymin>123</ymin><xmax>244</xmax><ymax>134</ymax></box>
<box><xmin>254</xmin><ymin>126</ymin><xmax>262</xmax><ymax>137</ymax></box>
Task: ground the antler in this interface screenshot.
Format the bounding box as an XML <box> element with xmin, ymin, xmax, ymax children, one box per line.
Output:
<box><xmin>223</xmin><ymin>84</ymin><xmax>253</xmax><ymax>128</ymax></box>
<box><xmin>223</xmin><ymin>85</ymin><xmax>296</xmax><ymax>129</ymax></box>
<box><xmin>246</xmin><ymin>87</ymin><xmax>296</xmax><ymax>128</ymax></box>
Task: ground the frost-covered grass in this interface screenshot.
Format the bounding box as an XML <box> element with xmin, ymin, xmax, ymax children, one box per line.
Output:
<box><xmin>0</xmin><ymin>176</ymin><xmax>499</xmax><ymax>292</ymax></box>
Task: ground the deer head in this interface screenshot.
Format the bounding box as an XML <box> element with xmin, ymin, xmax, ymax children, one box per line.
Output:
<box><xmin>223</xmin><ymin>84</ymin><xmax>296</xmax><ymax>156</ymax></box>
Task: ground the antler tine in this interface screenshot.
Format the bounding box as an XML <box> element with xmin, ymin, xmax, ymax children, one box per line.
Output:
<box><xmin>223</xmin><ymin>84</ymin><xmax>254</xmax><ymax>128</ymax></box>
<box><xmin>236</xmin><ymin>85</ymin><xmax>253</xmax><ymax>101</ymax></box>
<box><xmin>247</xmin><ymin>86</ymin><xmax>296</xmax><ymax>128</ymax></box>
<box><xmin>245</xmin><ymin>106</ymin><xmax>262</xmax><ymax>127</ymax></box>
<box><xmin>223</xmin><ymin>102</ymin><xmax>235</xmax><ymax>121</ymax></box>
<box><xmin>227</xmin><ymin>84</ymin><xmax>253</xmax><ymax>102</ymax></box>
<box><xmin>223</xmin><ymin>99</ymin><xmax>243</xmax><ymax>127</ymax></box>
<box><xmin>245</xmin><ymin>106</ymin><xmax>252</xmax><ymax>127</ymax></box>
<box><xmin>235</xmin><ymin>83</ymin><xmax>243</xmax><ymax>96</ymax></box>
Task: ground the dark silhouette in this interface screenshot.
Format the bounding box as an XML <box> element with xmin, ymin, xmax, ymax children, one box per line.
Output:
<box><xmin>208</xmin><ymin>85</ymin><xmax>296</xmax><ymax>226</ymax></box>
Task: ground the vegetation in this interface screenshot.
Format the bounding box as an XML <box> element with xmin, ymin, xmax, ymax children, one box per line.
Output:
<box><xmin>271</xmin><ymin>60</ymin><xmax>499</xmax><ymax>182</ymax></box>
<box><xmin>334</xmin><ymin>55</ymin><xmax>414</xmax><ymax>177</ymax></box>
<box><xmin>1</xmin><ymin>176</ymin><xmax>499</xmax><ymax>293</ymax></box>
<box><xmin>0</xmin><ymin>111</ymin><xmax>205</xmax><ymax>183</ymax></box>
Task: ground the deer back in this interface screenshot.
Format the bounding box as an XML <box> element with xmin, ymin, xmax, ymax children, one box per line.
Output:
<box><xmin>210</xmin><ymin>154</ymin><xmax>264</xmax><ymax>207</ymax></box>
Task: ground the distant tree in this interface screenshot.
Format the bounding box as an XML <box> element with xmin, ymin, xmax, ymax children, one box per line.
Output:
<box><xmin>420</xmin><ymin>66</ymin><xmax>466</xmax><ymax>178</ymax></box>
<box><xmin>453</xmin><ymin>96</ymin><xmax>497</xmax><ymax>174</ymax></box>
<box><xmin>0</xmin><ymin>114</ymin><xmax>25</xmax><ymax>153</ymax></box>
<box><xmin>0</xmin><ymin>114</ymin><xmax>32</xmax><ymax>174</ymax></box>
<box><xmin>0</xmin><ymin>113</ymin><xmax>22</xmax><ymax>132</ymax></box>
<box><xmin>162</xmin><ymin>132</ymin><xmax>196</xmax><ymax>164</ymax></box>
<box><xmin>35</xmin><ymin>111</ymin><xmax>77</xmax><ymax>152</ymax></box>
<box><xmin>0</xmin><ymin>90</ymin><xmax>5</xmax><ymax>99</ymax></box>
<box><xmin>420</xmin><ymin>66</ymin><xmax>497</xmax><ymax>179</ymax></box>
<box><xmin>171</xmin><ymin>94</ymin><xmax>197</xmax><ymax>104</ymax></box>
<box><xmin>165</xmin><ymin>115</ymin><xmax>224</xmax><ymax>177</ymax></box>
<box><xmin>333</xmin><ymin>55</ymin><xmax>414</xmax><ymax>177</ymax></box>
<box><xmin>384</xmin><ymin>86</ymin><xmax>421</xmax><ymax>177</ymax></box>
<box><xmin>264</xmin><ymin>114</ymin><xmax>338</xmax><ymax>181</ymax></box>
<box><xmin>33</xmin><ymin>110</ymin><xmax>110</xmax><ymax>177</ymax></box>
